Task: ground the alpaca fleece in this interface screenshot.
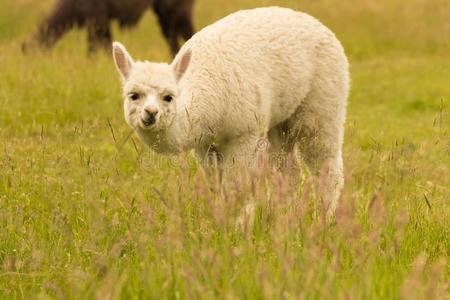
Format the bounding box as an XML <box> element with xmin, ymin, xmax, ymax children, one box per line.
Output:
<box><xmin>25</xmin><ymin>0</ymin><xmax>195</xmax><ymax>55</ymax></box>
<box><xmin>113</xmin><ymin>7</ymin><xmax>349</xmax><ymax>216</ymax></box>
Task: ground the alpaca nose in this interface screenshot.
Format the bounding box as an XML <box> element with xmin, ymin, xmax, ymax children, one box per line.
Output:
<box><xmin>142</xmin><ymin>107</ymin><xmax>158</xmax><ymax>126</ymax></box>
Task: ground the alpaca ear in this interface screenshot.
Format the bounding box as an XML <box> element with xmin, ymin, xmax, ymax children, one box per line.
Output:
<box><xmin>112</xmin><ymin>42</ymin><xmax>134</xmax><ymax>80</ymax></box>
<box><xmin>173</xmin><ymin>50</ymin><xmax>191</xmax><ymax>82</ymax></box>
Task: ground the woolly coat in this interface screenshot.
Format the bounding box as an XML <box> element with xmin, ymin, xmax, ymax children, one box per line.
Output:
<box><xmin>168</xmin><ymin>7</ymin><xmax>349</xmax><ymax>154</ymax></box>
<box><xmin>116</xmin><ymin>6</ymin><xmax>349</xmax><ymax>217</ymax></box>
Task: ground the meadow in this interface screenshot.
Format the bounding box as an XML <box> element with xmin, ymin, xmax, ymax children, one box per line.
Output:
<box><xmin>0</xmin><ymin>0</ymin><xmax>449</xmax><ymax>298</ymax></box>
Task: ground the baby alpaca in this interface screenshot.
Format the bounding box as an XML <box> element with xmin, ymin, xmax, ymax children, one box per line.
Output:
<box><xmin>112</xmin><ymin>7</ymin><xmax>349</xmax><ymax>216</ymax></box>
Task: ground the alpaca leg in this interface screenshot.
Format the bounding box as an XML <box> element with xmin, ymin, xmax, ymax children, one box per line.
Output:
<box><xmin>153</xmin><ymin>2</ymin><xmax>179</xmax><ymax>56</ymax></box>
<box><xmin>178</xmin><ymin>0</ymin><xmax>195</xmax><ymax>41</ymax></box>
<box><xmin>222</xmin><ymin>134</ymin><xmax>261</xmax><ymax>229</ymax></box>
<box><xmin>267</xmin><ymin>122</ymin><xmax>298</xmax><ymax>170</ymax></box>
<box><xmin>176</xmin><ymin>13</ymin><xmax>195</xmax><ymax>42</ymax></box>
<box><xmin>292</xmin><ymin>99</ymin><xmax>346</xmax><ymax>218</ymax></box>
<box><xmin>303</xmin><ymin>141</ymin><xmax>344</xmax><ymax>217</ymax></box>
<box><xmin>193</xmin><ymin>144</ymin><xmax>222</xmax><ymax>169</ymax></box>
<box><xmin>220</xmin><ymin>135</ymin><xmax>262</xmax><ymax>171</ymax></box>
<box><xmin>194</xmin><ymin>135</ymin><xmax>262</xmax><ymax>186</ymax></box>
<box><xmin>36</xmin><ymin>18</ymin><xmax>70</xmax><ymax>49</ymax></box>
<box><xmin>23</xmin><ymin>0</ymin><xmax>74</xmax><ymax>52</ymax></box>
<box><xmin>159</xmin><ymin>18</ymin><xmax>179</xmax><ymax>56</ymax></box>
<box><xmin>290</xmin><ymin>48</ymin><xmax>348</xmax><ymax>218</ymax></box>
<box><xmin>87</xmin><ymin>18</ymin><xmax>111</xmax><ymax>53</ymax></box>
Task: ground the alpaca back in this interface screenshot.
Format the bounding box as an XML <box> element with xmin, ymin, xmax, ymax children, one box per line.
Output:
<box><xmin>175</xmin><ymin>7</ymin><xmax>346</xmax><ymax>132</ymax></box>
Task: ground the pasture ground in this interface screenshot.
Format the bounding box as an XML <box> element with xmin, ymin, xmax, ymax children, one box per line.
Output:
<box><xmin>0</xmin><ymin>0</ymin><xmax>449</xmax><ymax>298</ymax></box>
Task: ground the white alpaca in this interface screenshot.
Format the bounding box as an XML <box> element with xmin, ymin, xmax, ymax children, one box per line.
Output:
<box><xmin>112</xmin><ymin>7</ymin><xmax>349</xmax><ymax>215</ymax></box>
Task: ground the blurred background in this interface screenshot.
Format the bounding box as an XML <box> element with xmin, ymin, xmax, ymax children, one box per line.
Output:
<box><xmin>1</xmin><ymin>0</ymin><xmax>449</xmax><ymax>57</ymax></box>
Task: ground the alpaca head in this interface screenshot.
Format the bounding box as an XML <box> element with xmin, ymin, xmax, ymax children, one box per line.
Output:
<box><xmin>112</xmin><ymin>42</ymin><xmax>191</xmax><ymax>150</ymax></box>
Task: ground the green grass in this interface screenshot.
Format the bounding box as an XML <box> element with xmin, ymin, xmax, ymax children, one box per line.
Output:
<box><xmin>0</xmin><ymin>0</ymin><xmax>449</xmax><ymax>298</ymax></box>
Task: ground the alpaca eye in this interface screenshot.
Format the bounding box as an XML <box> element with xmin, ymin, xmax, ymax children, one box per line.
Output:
<box><xmin>163</xmin><ymin>95</ymin><xmax>173</xmax><ymax>102</ymax></box>
<box><xmin>129</xmin><ymin>93</ymin><xmax>140</xmax><ymax>101</ymax></box>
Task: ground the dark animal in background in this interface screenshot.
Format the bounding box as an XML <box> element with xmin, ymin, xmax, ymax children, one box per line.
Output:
<box><xmin>23</xmin><ymin>0</ymin><xmax>195</xmax><ymax>56</ymax></box>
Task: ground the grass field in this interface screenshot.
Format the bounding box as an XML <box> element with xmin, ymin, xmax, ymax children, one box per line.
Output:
<box><xmin>0</xmin><ymin>0</ymin><xmax>449</xmax><ymax>298</ymax></box>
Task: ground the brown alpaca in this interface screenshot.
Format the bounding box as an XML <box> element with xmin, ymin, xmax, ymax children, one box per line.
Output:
<box><xmin>23</xmin><ymin>0</ymin><xmax>195</xmax><ymax>56</ymax></box>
